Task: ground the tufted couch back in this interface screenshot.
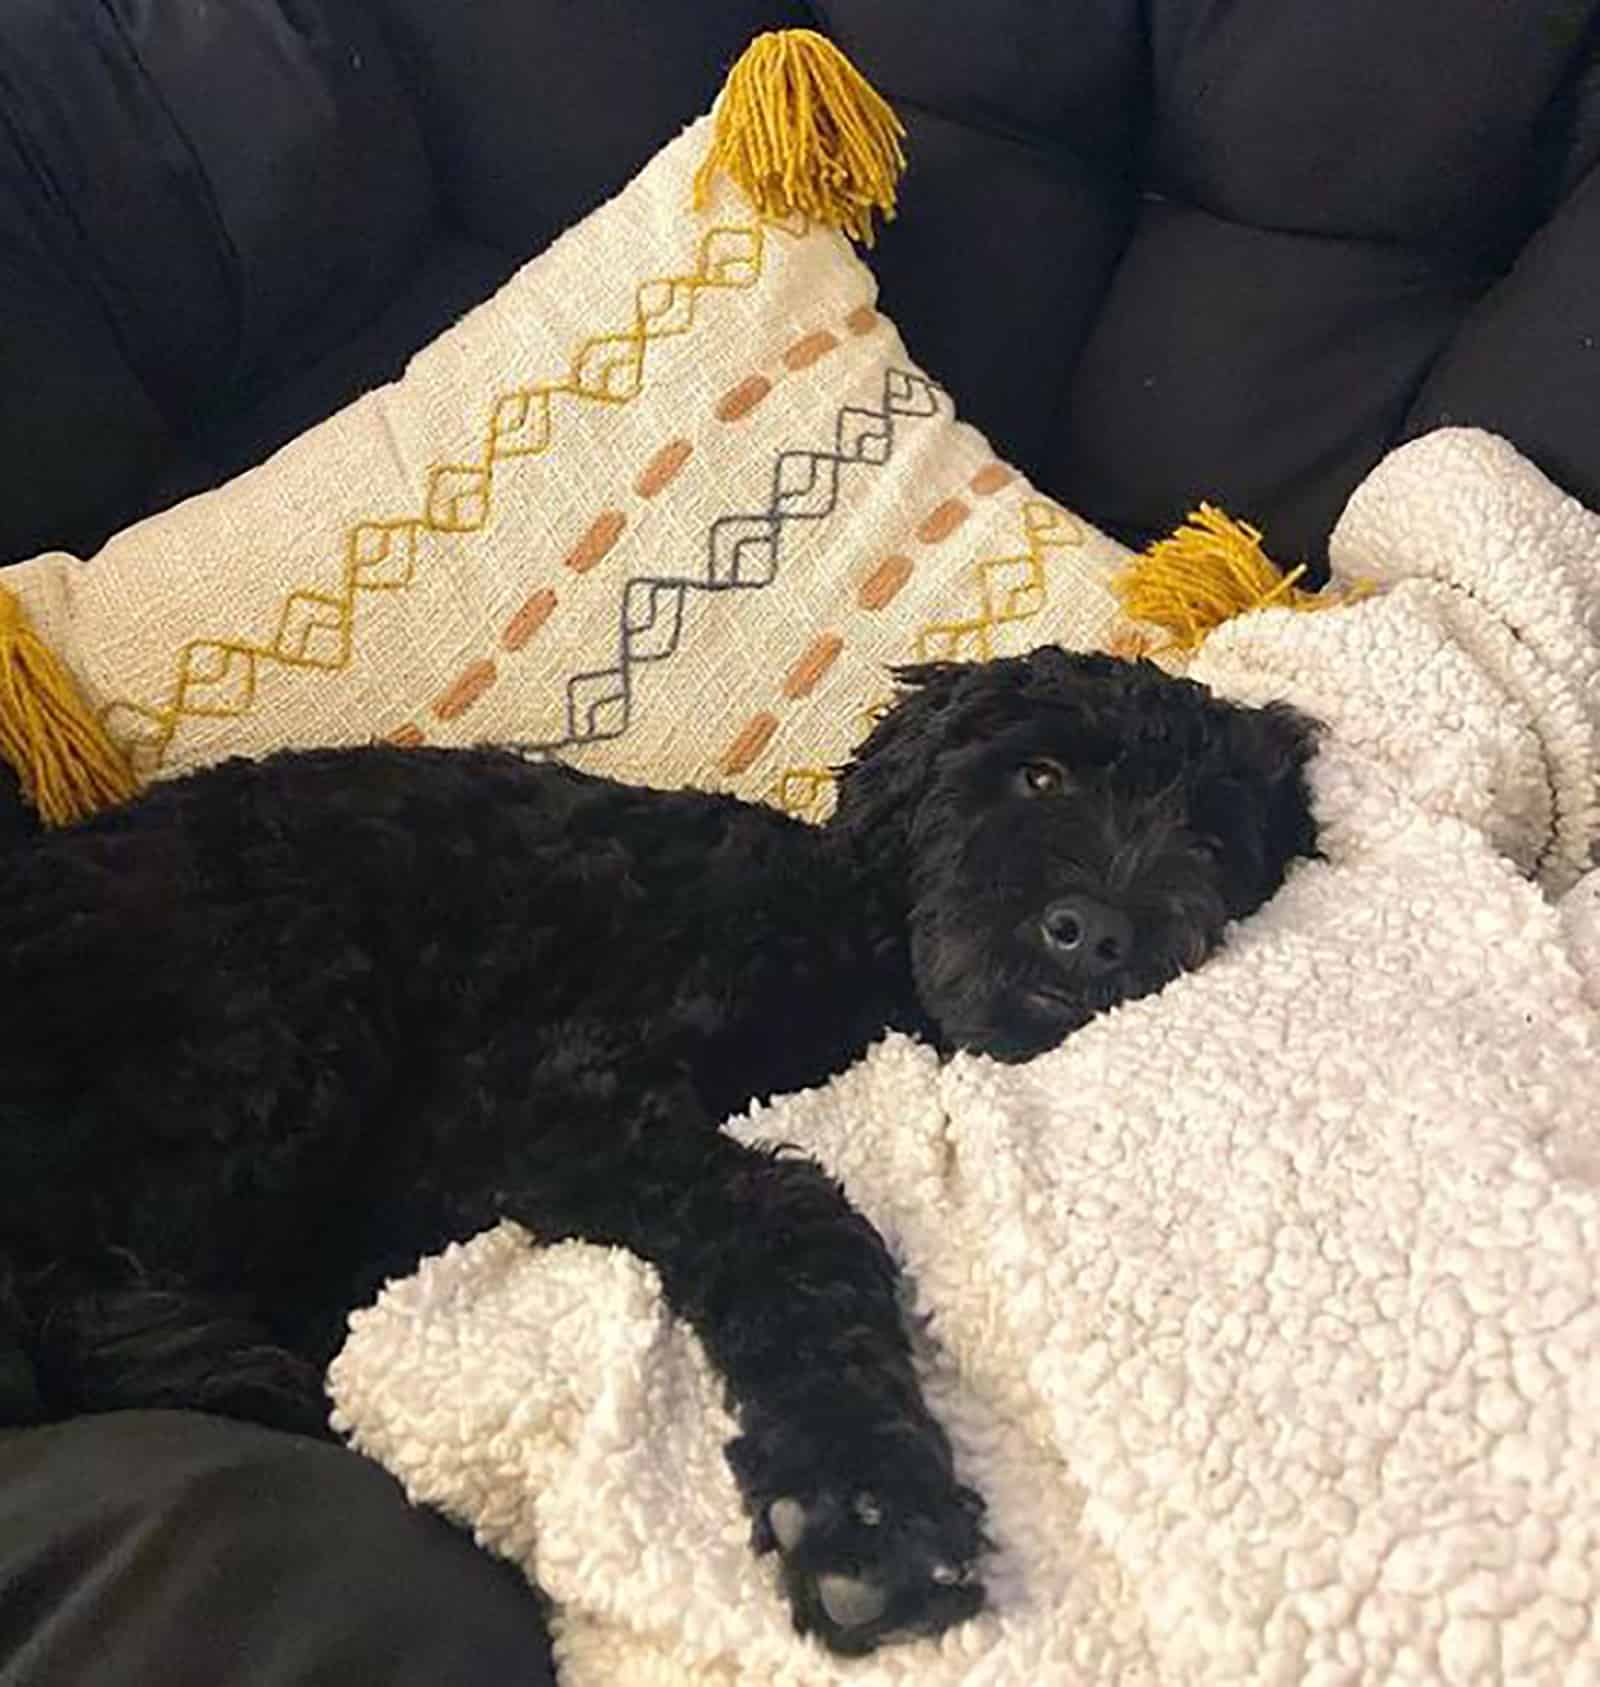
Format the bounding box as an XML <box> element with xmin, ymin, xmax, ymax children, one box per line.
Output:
<box><xmin>2</xmin><ymin>0</ymin><xmax>1596</xmax><ymax>578</ymax></box>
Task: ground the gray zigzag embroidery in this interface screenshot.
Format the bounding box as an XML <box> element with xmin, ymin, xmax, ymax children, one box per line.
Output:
<box><xmin>533</xmin><ymin>367</ymin><xmax>942</xmax><ymax>752</ymax></box>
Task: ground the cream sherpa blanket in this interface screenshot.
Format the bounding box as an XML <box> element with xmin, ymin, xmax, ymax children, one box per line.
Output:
<box><xmin>329</xmin><ymin>429</ymin><xmax>1600</xmax><ymax>1685</ymax></box>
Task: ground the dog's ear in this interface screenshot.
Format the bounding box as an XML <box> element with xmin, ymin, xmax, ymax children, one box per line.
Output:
<box><xmin>886</xmin><ymin>660</ymin><xmax>972</xmax><ymax>696</ymax></box>
<box><xmin>828</xmin><ymin>662</ymin><xmax>973</xmax><ymax>842</ymax></box>
<box><xmin>1200</xmin><ymin>701</ymin><xmax>1322</xmax><ymax>904</ymax></box>
<box><xmin>1020</xmin><ymin>645</ymin><xmax>1105</xmax><ymax>687</ymax></box>
<box><xmin>1248</xmin><ymin>701</ymin><xmax>1321</xmax><ymax>862</ymax></box>
<box><xmin>1223</xmin><ymin>701</ymin><xmax>1319</xmax><ymax>808</ymax></box>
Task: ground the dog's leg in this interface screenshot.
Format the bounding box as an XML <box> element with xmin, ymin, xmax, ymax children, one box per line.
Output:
<box><xmin>0</xmin><ymin>1256</ymin><xmax>46</xmax><ymax>1424</ymax></box>
<box><xmin>668</xmin><ymin>1138</ymin><xmax>989</xmax><ymax>1655</ymax></box>
<box><xmin>18</xmin><ymin>1275</ymin><xmax>329</xmax><ymax>1436</ymax></box>
<box><xmin>422</xmin><ymin>1039</ymin><xmax>987</xmax><ymax>1655</ymax></box>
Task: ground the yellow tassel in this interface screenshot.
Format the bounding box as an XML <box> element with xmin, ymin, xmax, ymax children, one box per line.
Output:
<box><xmin>1113</xmin><ymin>503</ymin><xmax>1368</xmax><ymax>655</ymax></box>
<box><xmin>0</xmin><ymin>584</ymin><xmax>138</xmax><ymax>826</ymax></box>
<box><xmin>693</xmin><ymin>29</ymin><xmax>906</xmax><ymax>246</ymax></box>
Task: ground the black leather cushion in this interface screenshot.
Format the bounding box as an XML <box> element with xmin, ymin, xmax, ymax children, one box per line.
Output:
<box><xmin>0</xmin><ymin>1411</ymin><xmax>554</xmax><ymax>1686</ymax></box>
<box><xmin>0</xmin><ymin>0</ymin><xmax>434</xmax><ymax>559</ymax></box>
<box><xmin>1</xmin><ymin>0</ymin><xmax>1596</xmax><ymax>572</ymax></box>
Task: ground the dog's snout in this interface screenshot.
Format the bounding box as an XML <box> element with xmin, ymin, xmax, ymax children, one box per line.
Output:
<box><xmin>1040</xmin><ymin>897</ymin><xmax>1132</xmax><ymax>977</ymax></box>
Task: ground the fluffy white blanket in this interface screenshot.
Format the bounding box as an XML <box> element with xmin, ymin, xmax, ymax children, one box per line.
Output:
<box><xmin>329</xmin><ymin>430</ymin><xmax>1600</xmax><ymax>1685</ymax></box>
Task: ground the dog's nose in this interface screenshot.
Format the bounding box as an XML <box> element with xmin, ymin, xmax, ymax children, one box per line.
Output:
<box><xmin>1040</xmin><ymin>897</ymin><xmax>1132</xmax><ymax>978</ymax></box>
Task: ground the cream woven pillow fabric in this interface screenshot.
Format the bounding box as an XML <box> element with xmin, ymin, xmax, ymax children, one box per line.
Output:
<box><xmin>5</xmin><ymin>117</ymin><xmax>1133</xmax><ymax>821</ymax></box>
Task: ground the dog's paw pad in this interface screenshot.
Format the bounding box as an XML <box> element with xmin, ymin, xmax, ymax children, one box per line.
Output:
<box><xmin>767</xmin><ymin>1496</ymin><xmax>809</xmax><ymax>1551</ymax></box>
<box><xmin>817</xmin><ymin>1572</ymin><xmax>889</xmax><ymax>1630</ymax></box>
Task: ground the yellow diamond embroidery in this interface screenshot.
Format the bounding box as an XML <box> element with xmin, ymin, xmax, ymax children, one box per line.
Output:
<box><xmin>348</xmin><ymin>522</ymin><xmax>419</xmax><ymax>590</ymax></box>
<box><xmin>914</xmin><ymin>501</ymin><xmax>1084</xmax><ymax>663</ymax></box>
<box><xmin>771</xmin><ymin>766</ymin><xmax>835</xmax><ymax>821</ymax></box>
<box><xmin>273</xmin><ymin>593</ymin><xmax>352</xmax><ymax>668</ymax></box>
<box><xmin>176</xmin><ymin>643</ymin><xmax>257</xmax><ymax>717</ymax></box>
<box><xmin>488</xmin><ymin>392</ymin><xmax>552</xmax><ymax>460</ymax></box>
<box><xmin>425</xmin><ymin>465</ymin><xmax>492</xmax><ymax>533</ymax></box>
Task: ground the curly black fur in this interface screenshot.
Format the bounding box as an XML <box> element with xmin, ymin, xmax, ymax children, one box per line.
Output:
<box><xmin>0</xmin><ymin>648</ymin><xmax>1317</xmax><ymax>1653</ymax></box>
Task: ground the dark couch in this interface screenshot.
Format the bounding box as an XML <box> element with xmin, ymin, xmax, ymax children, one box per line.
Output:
<box><xmin>4</xmin><ymin>0</ymin><xmax>1598</xmax><ymax>579</ymax></box>
<box><xmin>3</xmin><ymin>2</ymin><xmax>1597</xmax><ymax>1680</ymax></box>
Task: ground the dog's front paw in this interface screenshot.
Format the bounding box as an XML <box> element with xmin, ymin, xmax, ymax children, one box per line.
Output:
<box><xmin>730</xmin><ymin>1417</ymin><xmax>987</xmax><ymax>1655</ymax></box>
<box><xmin>762</xmin><ymin>1480</ymin><xmax>986</xmax><ymax>1654</ymax></box>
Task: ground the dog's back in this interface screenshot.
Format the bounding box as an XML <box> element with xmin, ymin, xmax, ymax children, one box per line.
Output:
<box><xmin>1</xmin><ymin>746</ymin><xmax>584</xmax><ymax>1270</ymax></box>
<box><xmin>0</xmin><ymin>742</ymin><xmax>863</xmax><ymax>1423</ymax></box>
<box><xmin>0</xmin><ymin>745</ymin><xmax>587</xmax><ymax>1420</ymax></box>
<box><xmin>0</xmin><ymin>763</ymin><xmax>379</xmax><ymax>1289</ymax></box>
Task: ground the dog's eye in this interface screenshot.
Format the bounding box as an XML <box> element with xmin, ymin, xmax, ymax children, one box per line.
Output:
<box><xmin>1018</xmin><ymin>760</ymin><xmax>1067</xmax><ymax>797</ymax></box>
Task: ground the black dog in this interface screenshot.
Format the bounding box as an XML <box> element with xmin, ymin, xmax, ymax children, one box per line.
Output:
<box><xmin>0</xmin><ymin>649</ymin><xmax>1316</xmax><ymax>1654</ymax></box>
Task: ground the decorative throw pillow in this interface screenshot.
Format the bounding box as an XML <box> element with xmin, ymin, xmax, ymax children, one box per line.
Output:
<box><xmin>0</xmin><ymin>33</ymin><xmax>1137</xmax><ymax>826</ymax></box>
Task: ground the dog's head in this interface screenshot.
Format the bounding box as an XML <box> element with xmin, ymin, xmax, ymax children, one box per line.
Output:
<box><xmin>830</xmin><ymin>648</ymin><xmax>1319</xmax><ymax>1061</ymax></box>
